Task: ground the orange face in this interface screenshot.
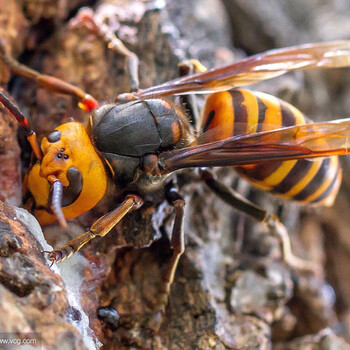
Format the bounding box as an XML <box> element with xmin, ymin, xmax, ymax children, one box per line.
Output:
<box><xmin>26</xmin><ymin>122</ymin><xmax>108</xmax><ymax>226</ymax></box>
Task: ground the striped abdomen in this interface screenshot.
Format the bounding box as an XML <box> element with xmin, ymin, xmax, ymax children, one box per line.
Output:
<box><xmin>200</xmin><ymin>89</ymin><xmax>342</xmax><ymax>206</ymax></box>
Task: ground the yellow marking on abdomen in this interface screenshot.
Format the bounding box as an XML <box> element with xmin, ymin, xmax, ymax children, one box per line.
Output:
<box><xmin>303</xmin><ymin>156</ymin><xmax>339</xmax><ymax>203</ymax></box>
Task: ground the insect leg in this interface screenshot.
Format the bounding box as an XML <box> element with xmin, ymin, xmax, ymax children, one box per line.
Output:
<box><xmin>0</xmin><ymin>40</ymin><xmax>98</xmax><ymax>112</ymax></box>
<box><xmin>0</xmin><ymin>90</ymin><xmax>43</xmax><ymax>160</ymax></box>
<box><xmin>200</xmin><ymin>169</ymin><xmax>319</xmax><ymax>274</ymax></box>
<box><xmin>178</xmin><ymin>59</ymin><xmax>208</xmax><ymax>125</ymax></box>
<box><xmin>148</xmin><ymin>185</ymin><xmax>186</xmax><ymax>332</ymax></box>
<box><xmin>70</xmin><ymin>8</ymin><xmax>139</xmax><ymax>92</ymax></box>
<box><xmin>179</xmin><ymin>59</ymin><xmax>208</xmax><ymax>74</ymax></box>
<box><xmin>44</xmin><ymin>194</ymin><xmax>143</xmax><ymax>264</ymax></box>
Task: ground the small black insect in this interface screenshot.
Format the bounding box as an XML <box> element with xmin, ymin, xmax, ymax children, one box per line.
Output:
<box><xmin>97</xmin><ymin>306</ymin><xmax>120</xmax><ymax>331</ymax></box>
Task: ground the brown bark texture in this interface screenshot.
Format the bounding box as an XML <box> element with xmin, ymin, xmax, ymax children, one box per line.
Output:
<box><xmin>1</xmin><ymin>0</ymin><xmax>350</xmax><ymax>349</ymax></box>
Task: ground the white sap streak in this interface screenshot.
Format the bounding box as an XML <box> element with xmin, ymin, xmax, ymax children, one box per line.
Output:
<box><xmin>14</xmin><ymin>207</ymin><xmax>102</xmax><ymax>350</ymax></box>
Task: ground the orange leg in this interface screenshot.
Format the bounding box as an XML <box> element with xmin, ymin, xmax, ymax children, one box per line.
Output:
<box><xmin>70</xmin><ymin>8</ymin><xmax>139</xmax><ymax>92</ymax></box>
<box><xmin>0</xmin><ymin>40</ymin><xmax>98</xmax><ymax>112</ymax></box>
<box><xmin>44</xmin><ymin>194</ymin><xmax>143</xmax><ymax>264</ymax></box>
<box><xmin>0</xmin><ymin>90</ymin><xmax>43</xmax><ymax>160</ymax></box>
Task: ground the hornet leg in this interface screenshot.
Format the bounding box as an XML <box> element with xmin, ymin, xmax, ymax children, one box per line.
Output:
<box><xmin>0</xmin><ymin>41</ymin><xmax>98</xmax><ymax>112</ymax></box>
<box><xmin>44</xmin><ymin>194</ymin><xmax>143</xmax><ymax>264</ymax></box>
<box><xmin>148</xmin><ymin>185</ymin><xmax>186</xmax><ymax>332</ymax></box>
<box><xmin>200</xmin><ymin>169</ymin><xmax>319</xmax><ymax>274</ymax></box>
<box><xmin>70</xmin><ymin>8</ymin><xmax>139</xmax><ymax>92</ymax></box>
<box><xmin>177</xmin><ymin>59</ymin><xmax>207</xmax><ymax>126</ymax></box>
<box><xmin>0</xmin><ymin>90</ymin><xmax>42</xmax><ymax>160</ymax></box>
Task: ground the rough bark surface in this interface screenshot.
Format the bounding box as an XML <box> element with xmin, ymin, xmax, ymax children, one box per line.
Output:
<box><xmin>1</xmin><ymin>1</ymin><xmax>350</xmax><ymax>349</ymax></box>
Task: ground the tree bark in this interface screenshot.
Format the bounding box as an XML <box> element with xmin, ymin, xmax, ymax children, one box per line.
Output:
<box><xmin>1</xmin><ymin>1</ymin><xmax>350</xmax><ymax>349</ymax></box>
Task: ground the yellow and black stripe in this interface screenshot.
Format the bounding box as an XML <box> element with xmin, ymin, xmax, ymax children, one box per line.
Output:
<box><xmin>200</xmin><ymin>89</ymin><xmax>341</xmax><ymax>206</ymax></box>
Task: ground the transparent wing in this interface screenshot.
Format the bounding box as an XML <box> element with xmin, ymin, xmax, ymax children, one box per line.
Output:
<box><xmin>159</xmin><ymin>118</ymin><xmax>350</xmax><ymax>172</ymax></box>
<box><xmin>136</xmin><ymin>41</ymin><xmax>350</xmax><ymax>99</ymax></box>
